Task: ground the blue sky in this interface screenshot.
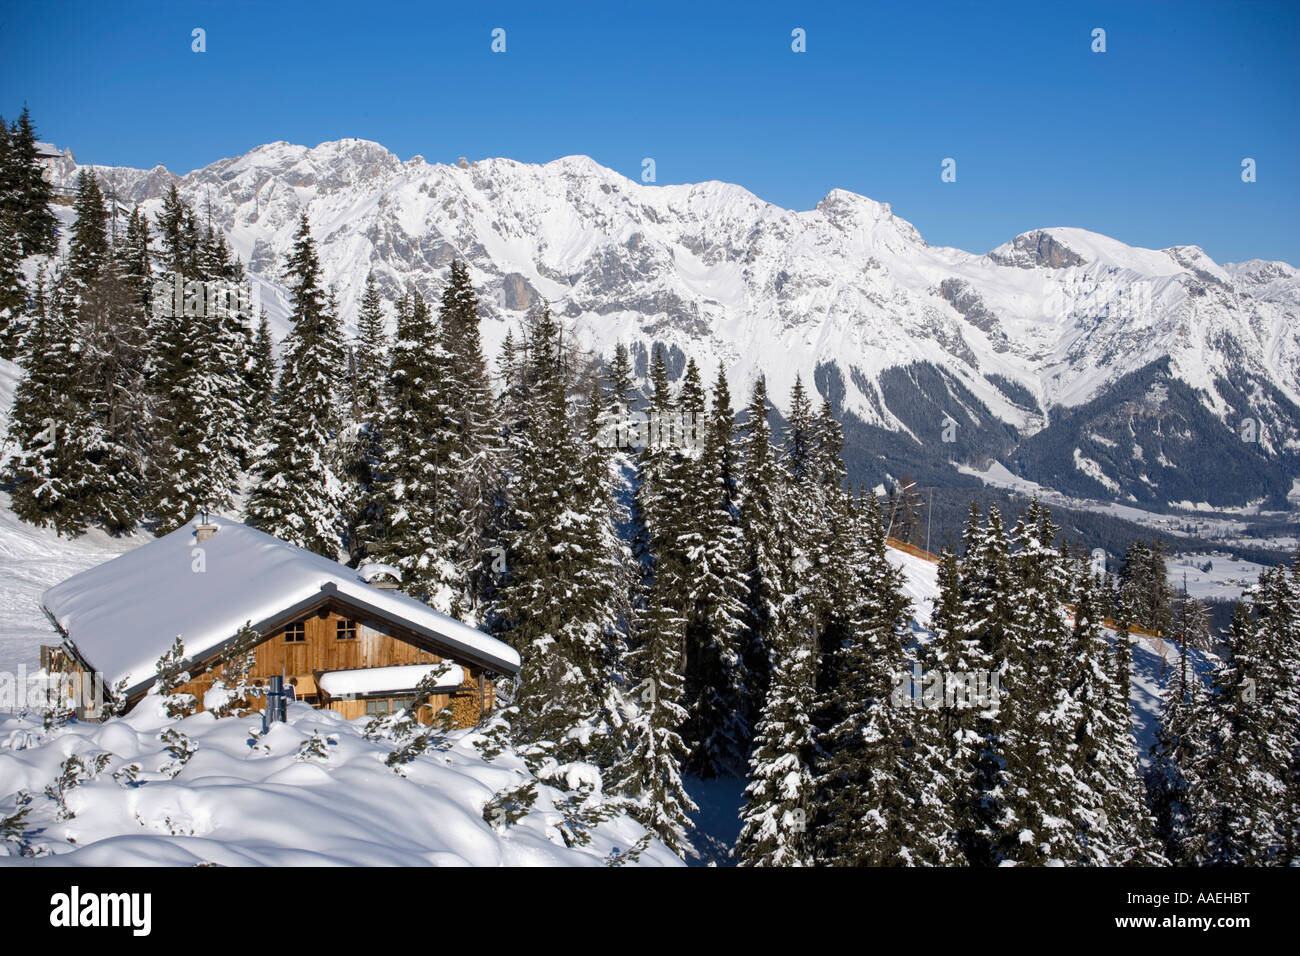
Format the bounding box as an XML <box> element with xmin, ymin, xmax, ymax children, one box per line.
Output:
<box><xmin>2</xmin><ymin>0</ymin><xmax>1297</xmax><ymax>263</ymax></box>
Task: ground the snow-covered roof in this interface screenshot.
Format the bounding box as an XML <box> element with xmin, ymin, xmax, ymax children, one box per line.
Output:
<box><xmin>317</xmin><ymin>662</ymin><xmax>464</xmax><ymax>699</ymax></box>
<box><xmin>41</xmin><ymin>516</ymin><xmax>520</xmax><ymax>694</ymax></box>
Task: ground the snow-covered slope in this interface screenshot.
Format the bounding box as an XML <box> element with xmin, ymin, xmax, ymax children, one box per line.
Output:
<box><xmin>0</xmin><ymin>701</ymin><xmax>681</xmax><ymax>865</ymax></box>
<box><xmin>0</xmin><ymin>495</ymin><xmax>143</xmax><ymax>682</ymax></box>
<box><xmin>48</xmin><ymin>139</ymin><xmax>1300</xmax><ymax>508</ymax></box>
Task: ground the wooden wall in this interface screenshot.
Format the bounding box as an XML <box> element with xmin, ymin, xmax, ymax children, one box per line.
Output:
<box><xmin>173</xmin><ymin>606</ymin><xmax>495</xmax><ymax>728</ymax></box>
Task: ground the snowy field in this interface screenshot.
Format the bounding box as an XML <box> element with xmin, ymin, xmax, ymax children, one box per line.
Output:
<box><xmin>1166</xmin><ymin>552</ymin><xmax>1270</xmax><ymax>603</ymax></box>
<box><xmin>958</xmin><ymin>460</ymin><xmax>1299</xmax><ymax>548</ymax></box>
<box><xmin>0</xmin><ymin>698</ymin><xmax>681</xmax><ymax>865</ymax></box>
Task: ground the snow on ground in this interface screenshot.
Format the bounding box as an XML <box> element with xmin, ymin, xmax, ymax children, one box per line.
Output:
<box><xmin>684</xmin><ymin>774</ymin><xmax>747</xmax><ymax>866</ymax></box>
<box><xmin>1166</xmin><ymin>552</ymin><xmax>1269</xmax><ymax>603</ymax></box>
<box><xmin>0</xmin><ymin>493</ymin><xmax>144</xmax><ymax>680</ymax></box>
<box><xmin>958</xmin><ymin>460</ymin><xmax>1299</xmax><ymax>548</ymax></box>
<box><xmin>0</xmin><ymin>700</ymin><xmax>681</xmax><ymax>866</ymax></box>
<box><xmin>887</xmin><ymin>544</ymin><xmax>939</xmax><ymax>629</ymax></box>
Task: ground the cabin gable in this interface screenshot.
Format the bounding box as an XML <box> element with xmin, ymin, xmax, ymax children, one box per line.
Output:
<box><xmin>172</xmin><ymin>596</ymin><xmax>495</xmax><ymax>727</ymax></box>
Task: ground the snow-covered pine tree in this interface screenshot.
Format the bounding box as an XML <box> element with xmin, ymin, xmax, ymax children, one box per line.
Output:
<box><xmin>1094</xmin><ymin>573</ymin><xmax>1166</xmax><ymax>866</ymax></box>
<box><xmin>4</xmin><ymin>108</ymin><xmax>58</xmax><ymax>258</ymax></box>
<box><xmin>0</xmin><ymin>209</ymin><xmax>25</xmax><ymax>359</ymax></box>
<box><xmin>1285</xmin><ymin>550</ymin><xmax>1300</xmax><ymax>865</ymax></box>
<box><xmin>2</xmin><ymin>296</ymin><xmax>99</xmax><ymax>534</ymax></box>
<box><xmin>779</xmin><ymin>378</ymin><xmax>837</xmax><ymax>694</ymax></box>
<box><xmin>609</xmin><ymin>577</ymin><xmax>698</xmax><ymax>858</ymax></box>
<box><xmin>1188</xmin><ymin>566</ymin><xmax>1297</xmax><ymax>865</ymax></box>
<box><xmin>341</xmin><ymin>271</ymin><xmax>389</xmax><ymax>566</ymax></box>
<box><xmin>1173</xmin><ymin>587</ymin><xmax>1214</xmax><ymax>653</ymax></box>
<box><xmin>1065</xmin><ymin>557</ymin><xmax>1163</xmax><ymax>865</ymax></box>
<box><xmin>1119</xmin><ymin>539</ymin><xmax>1174</xmax><ymax>638</ymax></box>
<box><xmin>805</xmin><ymin>402</ymin><xmax>860</xmax><ymax>756</ymax></box>
<box><xmin>737</xmin><ymin>609</ymin><xmax>818</xmax><ymax>866</ymax></box>
<box><xmin>812</xmin><ymin>493</ymin><xmax>950</xmax><ymax>865</ymax></box>
<box><xmin>955</xmin><ymin>502</ymin><xmax>1018</xmax><ymax>863</ymax></box>
<box><xmin>155</xmin><ymin>184</ymin><xmax>193</xmax><ymax>276</ymax></box>
<box><xmin>736</xmin><ymin>376</ymin><xmax>789</xmax><ymax>714</ymax></box>
<box><xmin>246</xmin><ymin>213</ymin><xmax>345</xmax><ymax>556</ymax></box>
<box><xmin>82</xmin><ymin>204</ymin><xmax>154</xmax><ymax>532</ymax></box>
<box><xmin>367</xmin><ymin>287</ymin><xmax>458</xmax><ymax>603</ymax></box>
<box><xmin>493</xmin><ymin>305</ymin><xmax>622</xmax><ymax>766</ymax></box>
<box><xmin>923</xmin><ymin>547</ymin><xmax>991</xmax><ymax>864</ymax></box>
<box><xmin>999</xmin><ymin>503</ymin><xmax>1080</xmax><ymax>865</ymax></box>
<box><xmin>351</xmin><ymin>271</ymin><xmax>388</xmax><ymax>418</ymax></box>
<box><xmin>679</xmin><ymin>362</ymin><xmax>750</xmax><ymax>778</ymax></box>
<box><xmin>437</xmin><ymin>260</ymin><xmax>502</xmax><ymax>612</ymax></box>
<box><xmin>574</xmin><ymin>366</ymin><xmax>636</xmax><ymax>771</ymax></box>
<box><xmin>4</xmin><ymin>171</ymin><xmax>135</xmax><ymax>535</ymax></box>
<box><xmin>1145</xmin><ymin>582</ymin><xmax>1213</xmax><ymax>864</ymax></box>
<box><xmin>147</xmin><ymin>195</ymin><xmax>254</xmax><ymax>531</ymax></box>
<box><xmin>246</xmin><ymin>309</ymin><xmax>274</xmax><ymax>433</ymax></box>
<box><xmin>632</xmin><ymin>347</ymin><xmax>678</xmax><ymax>580</ymax></box>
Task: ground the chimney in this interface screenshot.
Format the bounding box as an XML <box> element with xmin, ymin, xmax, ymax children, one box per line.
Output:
<box><xmin>195</xmin><ymin>507</ymin><xmax>218</xmax><ymax>543</ymax></box>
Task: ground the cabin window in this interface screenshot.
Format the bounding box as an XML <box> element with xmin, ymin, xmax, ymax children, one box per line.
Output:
<box><xmin>364</xmin><ymin>697</ymin><xmax>414</xmax><ymax>716</ymax></box>
<box><xmin>284</xmin><ymin>621</ymin><xmax>305</xmax><ymax>643</ymax></box>
<box><xmin>336</xmin><ymin>619</ymin><xmax>357</xmax><ymax>640</ymax></box>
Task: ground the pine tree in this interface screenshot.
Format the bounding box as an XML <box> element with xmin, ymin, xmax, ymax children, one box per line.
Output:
<box><xmin>493</xmin><ymin>306</ymin><xmax>622</xmax><ymax>766</ymax></box>
<box><xmin>1189</xmin><ymin>567</ymin><xmax>1297</xmax><ymax>865</ymax></box>
<box><xmin>2</xmin><ymin>293</ymin><xmax>98</xmax><ymax>534</ymax></box>
<box><xmin>610</xmin><ymin>580</ymin><xmax>698</xmax><ymax>858</ymax></box>
<box><xmin>680</xmin><ymin>363</ymin><xmax>750</xmax><ymax>777</ymax></box>
<box><xmin>0</xmin><ymin>210</ymin><xmax>25</xmax><ymax>359</ymax></box>
<box><xmin>352</xmin><ymin>271</ymin><xmax>387</xmax><ymax>417</ymax></box>
<box><xmin>155</xmin><ymin>184</ymin><xmax>192</xmax><ymax>276</ymax></box>
<box><xmin>369</xmin><ymin>288</ymin><xmax>458</xmax><ymax>603</ymax></box>
<box><xmin>81</xmin><ymin>204</ymin><xmax>153</xmax><ymax>531</ymax></box>
<box><xmin>1093</xmin><ymin>574</ymin><xmax>1165</xmax><ymax>866</ymax></box>
<box><xmin>813</xmin><ymin>494</ymin><xmax>944</xmax><ymax>865</ymax></box>
<box><xmin>1146</xmin><ymin>590</ymin><xmax>1214</xmax><ymax>864</ymax></box>
<box><xmin>1068</xmin><ymin>560</ymin><xmax>1136</xmax><ymax>864</ymax></box>
<box><xmin>343</xmin><ymin>272</ymin><xmax>389</xmax><ymax>565</ymax></box>
<box><xmin>5</xmin><ymin>107</ymin><xmax>58</xmax><ymax>257</ymax></box>
<box><xmin>955</xmin><ymin>503</ymin><xmax>1019</xmax><ymax>863</ymax></box>
<box><xmin>246</xmin><ymin>214</ymin><xmax>344</xmax><ymax>556</ymax></box>
<box><xmin>437</xmin><ymin>261</ymin><xmax>500</xmax><ymax>611</ymax></box>
<box><xmin>737</xmin><ymin>619</ymin><xmax>818</xmax><ymax>866</ymax></box>
<box><xmin>150</xmin><ymin>211</ymin><xmax>251</xmax><ymax>532</ymax></box>
<box><xmin>246</xmin><ymin>309</ymin><xmax>274</xmax><ymax>429</ymax></box>
<box><xmin>999</xmin><ymin>504</ymin><xmax>1080</xmax><ymax>865</ymax></box>
<box><xmin>924</xmin><ymin>547</ymin><xmax>993</xmax><ymax>863</ymax></box>
<box><xmin>4</xmin><ymin>171</ymin><xmax>140</xmax><ymax>534</ymax></box>
<box><xmin>736</xmin><ymin>376</ymin><xmax>788</xmax><ymax>713</ymax></box>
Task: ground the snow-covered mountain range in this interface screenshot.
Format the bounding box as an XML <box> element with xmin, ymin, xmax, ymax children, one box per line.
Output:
<box><xmin>44</xmin><ymin>139</ymin><xmax>1300</xmax><ymax>511</ymax></box>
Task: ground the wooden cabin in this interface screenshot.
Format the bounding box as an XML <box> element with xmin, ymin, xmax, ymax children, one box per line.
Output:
<box><xmin>40</xmin><ymin>517</ymin><xmax>520</xmax><ymax>726</ymax></box>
